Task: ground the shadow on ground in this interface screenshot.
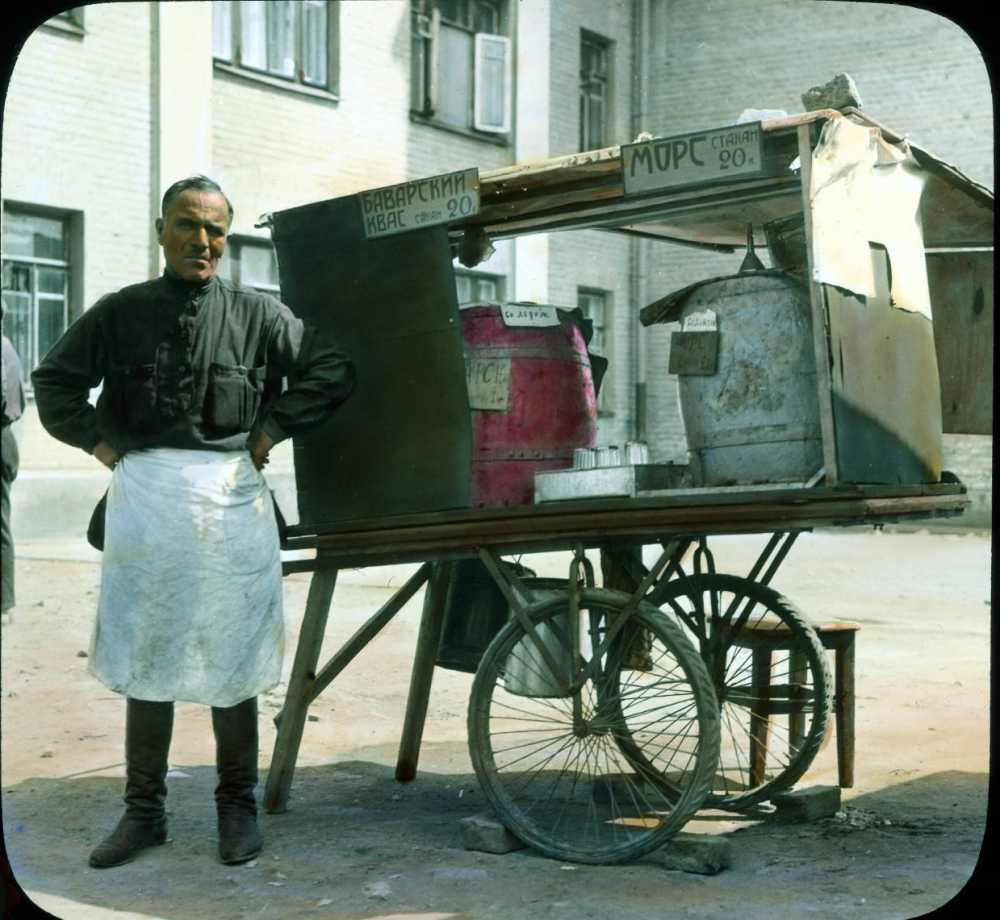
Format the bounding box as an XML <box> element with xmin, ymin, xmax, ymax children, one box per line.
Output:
<box><xmin>2</xmin><ymin>763</ymin><xmax>989</xmax><ymax>920</ymax></box>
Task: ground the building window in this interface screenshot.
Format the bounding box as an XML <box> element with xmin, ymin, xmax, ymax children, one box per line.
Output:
<box><xmin>580</xmin><ymin>32</ymin><xmax>610</xmax><ymax>152</ymax></box>
<box><xmin>219</xmin><ymin>238</ymin><xmax>281</xmax><ymax>295</ymax></box>
<box><xmin>213</xmin><ymin>1</ymin><xmax>338</xmax><ymax>93</ymax></box>
<box><xmin>577</xmin><ymin>287</ymin><xmax>609</xmax><ymax>411</ymax></box>
<box><xmin>455</xmin><ymin>269</ymin><xmax>504</xmax><ymax>305</ymax></box>
<box><xmin>1</xmin><ymin>209</ymin><xmax>72</xmax><ymax>377</ymax></box>
<box><xmin>412</xmin><ymin>0</ymin><xmax>511</xmax><ymax>136</ymax></box>
<box><xmin>44</xmin><ymin>7</ymin><xmax>85</xmax><ymax>36</ymax></box>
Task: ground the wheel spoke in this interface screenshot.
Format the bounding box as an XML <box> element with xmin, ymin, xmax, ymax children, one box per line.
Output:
<box><xmin>468</xmin><ymin>589</ymin><xmax>719</xmax><ymax>863</ymax></box>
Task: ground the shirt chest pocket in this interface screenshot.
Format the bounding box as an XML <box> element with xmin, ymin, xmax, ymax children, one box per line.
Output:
<box><xmin>203</xmin><ymin>363</ymin><xmax>265</xmax><ymax>435</ymax></box>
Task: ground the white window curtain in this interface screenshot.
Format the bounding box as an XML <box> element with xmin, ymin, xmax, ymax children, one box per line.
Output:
<box><xmin>240</xmin><ymin>1</ymin><xmax>267</xmax><ymax>70</ymax></box>
<box><xmin>267</xmin><ymin>1</ymin><xmax>297</xmax><ymax>78</ymax></box>
<box><xmin>301</xmin><ymin>0</ymin><xmax>328</xmax><ymax>85</ymax></box>
<box><xmin>213</xmin><ymin>0</ymin><xmax>233</xmax><ymax>61</ymax></box>
<box><xmin>474</xmin><ymin>33</ymin><xmax>510</xmax><ymax>132</ymax></box>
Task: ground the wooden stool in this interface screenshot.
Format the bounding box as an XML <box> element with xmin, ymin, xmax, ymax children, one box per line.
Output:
<box><xmin>744</xmin><ymin>619</ymin><xmax>860</xmax><ymax>788</ymax></box>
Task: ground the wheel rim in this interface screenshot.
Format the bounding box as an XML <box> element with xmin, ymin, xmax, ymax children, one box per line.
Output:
<box><xmin>468</xmin><ymin>589</ymin><xmax>719</xmax><ymax>864</ymax></box>
<box><xmin>656</xmin><ymin>574</ymin><xmax>832</xmax><ymax>808</ymax></box>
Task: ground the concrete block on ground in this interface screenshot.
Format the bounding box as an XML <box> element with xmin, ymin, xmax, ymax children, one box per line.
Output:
<box><xmin>460</xmin><ymin>813</ymin><xmax>526</xmax><ymax>854</ymax></box>
<box><xmin>661</xmin><ymin>833</ymin><xmax>731</xmax><ymax>875</ymax></box>
<box><xmin>769</xmin><ymin>785</ymin><xmax>842</xmax><ymax>822</ymax></box>
<box><xmin>801</xmin><ymin>73</ymin><xmax>863</xmax><ymax>111</ymax></box>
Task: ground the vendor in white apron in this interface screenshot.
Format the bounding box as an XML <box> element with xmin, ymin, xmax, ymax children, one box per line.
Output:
<box><xmin>31</xmin><ymin>176</ymin><xmax>355</xmax><ymax>869</ymax></box>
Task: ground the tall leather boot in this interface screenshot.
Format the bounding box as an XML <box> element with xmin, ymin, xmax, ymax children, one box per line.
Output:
<box><xmin>212</xmin><ymin>696</ymin><xmax>262</xmax><ymax>865</ymax></box>
<box><xmin>89</xmin><ymin>698</ymin><xmax>173</xmax><ymax>868</ymax></box>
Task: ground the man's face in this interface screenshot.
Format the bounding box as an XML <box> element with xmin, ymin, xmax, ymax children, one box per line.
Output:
<box><xmin>156</xmin><ymin>190</ymin><xmax>230</xmax><ymax>283</ymax></box>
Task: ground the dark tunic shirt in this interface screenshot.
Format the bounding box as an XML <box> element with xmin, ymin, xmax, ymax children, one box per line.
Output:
<box><xmin>31</xmin><ymin>271</ymin><xmax>355</xmax><ymax>454</ymax></box>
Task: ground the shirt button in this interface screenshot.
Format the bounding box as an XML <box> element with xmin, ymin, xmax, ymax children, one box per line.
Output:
<box><xmin>178</xmin><ymin>364</ymin><xmax>188</xmax><ymax>373</ymax></box>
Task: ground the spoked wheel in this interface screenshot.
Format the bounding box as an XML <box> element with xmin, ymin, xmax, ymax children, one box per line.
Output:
<box><xmin>467</xmin><ymin>588</ymin><xmax>720</xmax><ymax>865</ymax></box>
<box><xmin>651</xmin><ymin>574</ymin><xmax>832</xmax><ymax>809</ymax></box>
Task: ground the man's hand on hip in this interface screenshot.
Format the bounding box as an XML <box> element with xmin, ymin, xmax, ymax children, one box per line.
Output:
<box><xmin>249</xmin><ymin>431</ymin><xmax>275</xmax><ymax>471</ymax></box>
<box><xmin>93</xmin><ymin>440</ymin><xmax>123</xmax><ymax>470</ymax></box>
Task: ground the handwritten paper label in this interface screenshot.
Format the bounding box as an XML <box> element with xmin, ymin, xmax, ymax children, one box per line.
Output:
<box><xmin>465</xmin><ymin>357</ymin><xmax>511</xmax><ymax>411</ymax></box>
<box><xmin>500</xmin><ymin>303</ymin><xmax>559</xmax><ymax>327</ymax></box>
<box><xmin>682</xmin><ymin>309</ymin><xmax>717</xmax><ymax>331</ymax></box>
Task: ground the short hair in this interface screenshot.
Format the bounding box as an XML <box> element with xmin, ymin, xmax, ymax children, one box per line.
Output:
<box><xmin>161</xmin><ymin>176</ymin><xmax>234</xmax><ymax>224</ymax></box>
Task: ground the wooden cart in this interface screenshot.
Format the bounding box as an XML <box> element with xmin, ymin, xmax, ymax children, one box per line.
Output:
<box><xmin>259</xmin><ymin>106</ymin><xmax>990</xmax><ymax>864</ymax></box>
<box><xmin>263</xmin><ymin>481</ymin><xmax>966</xmax><ymax>863</ymax></box>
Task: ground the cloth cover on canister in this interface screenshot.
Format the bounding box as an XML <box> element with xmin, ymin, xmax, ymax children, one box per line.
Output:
<box><xmin>90</xmin><ymin>448</ymin><xmax>283</xmax><ymax>707</ymax></box>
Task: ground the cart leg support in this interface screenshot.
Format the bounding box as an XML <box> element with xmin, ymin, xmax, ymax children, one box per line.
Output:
<box><xmin>395</xmin><ymin>560</ymin><xmax>455</xmax><ymax>784</ymax></box>
<box><xmin>265</xmin><ymin>565</ymin><xmax>339</xmax><ymax>814</ymax></box>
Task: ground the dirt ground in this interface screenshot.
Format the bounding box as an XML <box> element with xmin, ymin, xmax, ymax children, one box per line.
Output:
<box><xmin>1</xmin><ymin>527</ymin><xmax>992</xmax><ymax>920</ymax></box>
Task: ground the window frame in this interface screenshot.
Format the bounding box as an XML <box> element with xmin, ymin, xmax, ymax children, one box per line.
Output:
<box><xmin>213</xmin><ymin>0</ymin><xmax>340</xmax><ymax>99</ymax></box>
<box><xmin>1</xmin><ymin>205</ymin><xmax>79</xmax><ymax>382</ymax></box>
<box><xmin>219</xmin><ymin>236</ymin><xmax>281</xmax><ymax>296</ymax></box>
<box><xmin>579</xmin><ymin>30</ymin><xmax>611</xmax><ymax>153</ymax></box>
<box><xmin>454</xmin><ymin>268</ymin><xmax>505</xmax><ymax>306</ymax></box>
<box><xmin>411</xmin><ymin>0</ymin><xmax>512</xmax><ymax>144</ymax></box>
<box><xmin>42</xmin><ymin>7</ymin><xmax>85</xmax><ymax>37</ymax></box>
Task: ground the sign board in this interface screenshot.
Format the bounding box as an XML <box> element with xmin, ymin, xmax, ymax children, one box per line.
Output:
<box><xmin>360</xmin><ymin>168</ymin><xmax>479</xmax><ymax>239</ymax></box>
<box><xmin>466</xmin><ymin>356</ymin><xmax>511</xmax><ymax>411</ymax></box>
<box><xmin>669</xmin><ymin>331</ymin><xmax>719</xmax><ymax>376</ymax></box>
<box><xmin>500</xmin><ymin>303</ymin><xmax>560</xmax><ymax>327</ymax></box>
<box><xmin>622</xmin><ymin>123</ymin><xmax>764</xmax><ymax>196</ymax></box>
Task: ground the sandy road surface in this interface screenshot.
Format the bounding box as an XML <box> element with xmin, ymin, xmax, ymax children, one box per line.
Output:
<box><xmin>1</xmin><ymin>528</ymin><xmax>991</xmax><ymax>920</ymax></box>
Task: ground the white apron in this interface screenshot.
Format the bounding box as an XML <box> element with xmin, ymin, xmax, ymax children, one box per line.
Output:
<box><xmin>90</xmin><ymin>448</ymin><xmax>284</xmax><ymax>708</ymax></box>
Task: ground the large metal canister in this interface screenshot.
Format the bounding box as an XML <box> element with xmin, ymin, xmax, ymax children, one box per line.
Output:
<box><xmin>671</xmin><ymin>271</ymin><xmax>823</xmax><ymax>486</ymax></box>
<box><xmin>461</xmin><ymin>304</ymin><xmax>599</xmax><ymax>507</ymax></box>
<box><xmin>501</xmin><ymin>578</ymin><xmax>572</xmax><ymax>697</ymax></box>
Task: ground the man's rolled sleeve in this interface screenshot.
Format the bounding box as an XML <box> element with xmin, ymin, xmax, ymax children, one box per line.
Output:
<box><xmin>30</xmin><ymin>309</ymin><xmax>107</xmax><ymax>454</ymax></box>
<box><xmin>261</xmin><ymin>305</ymin><xmax>355</xmax><ymax>440</ymax></box>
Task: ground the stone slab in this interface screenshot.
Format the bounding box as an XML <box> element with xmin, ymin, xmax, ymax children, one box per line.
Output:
<box><xmin>459</xmin><ymin>813</ymin><xmax>526</xmax><ymax>854</ymax></box>
<box><xmin>661</xmin><ymin>833</ymin><xmax>731</xmax><ymax>875</ymax></box>
<box><xmin>769</xmin><ymin>784</ymin><xmax>842</xmax><ymax>822</ymax></box>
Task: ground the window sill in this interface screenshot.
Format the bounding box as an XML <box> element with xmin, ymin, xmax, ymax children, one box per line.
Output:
<box><xmin>213</xmin><ymin>61</ymin><xmax>339</xmax><ymax>104</ymax></box>
<box><xmin>40</xmin><ymin>18</ymin><xmax>85</xmax><ymax>39</ymax></box>
<box><xmin>409</xmin><ymin>112</ymin><xmax>509</xmax><ymax>148</ymax></box>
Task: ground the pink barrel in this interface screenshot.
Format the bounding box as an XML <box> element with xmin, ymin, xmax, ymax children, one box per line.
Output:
<box><xmin>461</xmin><ymin>304</ymin><xmax>598</xmax><ymax>507</ymax></box>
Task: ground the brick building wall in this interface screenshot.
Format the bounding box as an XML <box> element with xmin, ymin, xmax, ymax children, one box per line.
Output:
<box><xmin>2</xmin><ymin>5</ymin><xmax>155</xmax><ymax>474</ymax></box>
<box><xmin>214</xmin><ymin>0</ymin><xmax>517</xmax><ymax>243</ymax></box>
<box><xmin>546</xmin><ymin>0</ymin><xmax>643</xmax><ymax>447</ymax></box>
<box><xmin>2</xmin><ymin>5</ymin><xmax>155</xmax><ymax>309</ymax></box>
<box><xmin>3</xmin><ymin>0</ymin><xmax>991</xmax><ymax>523</ymax></box>
<box><xmin>640</xmin><ymin>0</ymin><xmax>993</xmax><ymax>495</ymax></box>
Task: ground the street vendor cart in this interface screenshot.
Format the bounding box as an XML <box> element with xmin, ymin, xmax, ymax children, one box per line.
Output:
<box><xmin>256</xmin><ymin>105</ymin><xmax>991</xmax><ymax>865</ymax></box>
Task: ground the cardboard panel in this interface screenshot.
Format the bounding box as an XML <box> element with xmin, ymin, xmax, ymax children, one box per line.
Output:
<box><xmin>826</xmin><ymin>283</ymin><xmax>944</xmax><ymax>484</ymax></box>
<box><xmin>926</xmin><ymin>251</ymin><xmax>993</xmax><ymax>435</ymax></box>
<box><xmin>269</xmin><ymin>195</ymin><xmax>472</xmax><ymax>525</ymax></box>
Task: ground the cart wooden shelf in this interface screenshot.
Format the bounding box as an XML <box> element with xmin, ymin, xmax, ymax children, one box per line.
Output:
<box><xmin>263</xmin><ymin>482</ymin><xmax>967</xmax><ymax>863</ymax></box>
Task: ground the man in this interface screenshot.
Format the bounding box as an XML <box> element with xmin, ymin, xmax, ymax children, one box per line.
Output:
<box><xmin>2</xmin><ymin>325</ymin><xmax>25</xmax><ymax>626</ymax></box>
<box><xmin>31</xmin><ymin>176</ymin><xmax>355</xmax><ymax>868</ymax></box>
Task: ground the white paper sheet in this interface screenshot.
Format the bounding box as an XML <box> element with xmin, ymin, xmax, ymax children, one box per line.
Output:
<box><xmin>808</xmin><ymin>118</ymin><xmax>932</xmax><ymax>320</ymax></box>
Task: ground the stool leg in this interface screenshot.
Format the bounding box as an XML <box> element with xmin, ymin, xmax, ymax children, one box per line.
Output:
<box><xmin>788</xmin><ymin>647</ymin><xmax>807</xmax><ymax>759</ymax></box>
<box><xmin>836</xmin><ymin>637</ymin><xmax>856</xmax><ymax>788</ymax></box>
<box><xmin>749</xmin><ymin>646</ymin><xmax>772</xmax><ymax>788</ymax></box>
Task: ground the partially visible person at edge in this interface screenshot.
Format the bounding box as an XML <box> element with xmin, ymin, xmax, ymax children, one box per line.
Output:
<box><xmin>2</xmin><ymin>323</ymin><xmax>26</xmax><ymax>627</ymax></box>
<box><xmin>31</xmin><ymin>176</ymin><xmax>356</xmax><ymax>869</ymax></box>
